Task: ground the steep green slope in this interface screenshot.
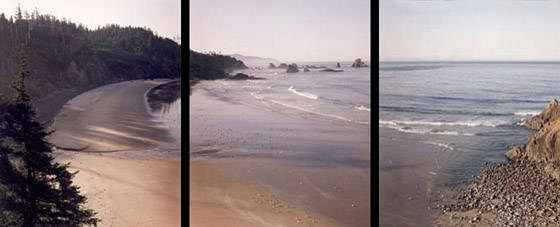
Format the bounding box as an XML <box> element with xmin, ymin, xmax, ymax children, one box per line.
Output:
<box><xmin>0</xmin><ymin>8</ymin><xmax>181</xmax><ymax>100</ymax></box>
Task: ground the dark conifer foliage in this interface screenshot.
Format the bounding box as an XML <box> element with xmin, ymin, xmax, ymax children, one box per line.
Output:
<box><xmin>189</xmin><ymin>50</ymin><xmax>248</xmax><ymax>80</ymax></box>
<box><xmin>0</xmin><ymin>48</ymin><xmax>99</xmax><ymax>226</ymax></box>
<box><xmin>0</xmin><ymin>6</ymin><xmax>181</xmax><ymax>99</ymax></box>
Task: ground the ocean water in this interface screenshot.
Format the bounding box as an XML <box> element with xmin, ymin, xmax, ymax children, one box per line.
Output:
<box><xmin>203</xmin><ymin>61</ymin><xmax>371</xmax><ymax>128</ymax></box>
<box><xmin>379</xmin><ymin>62</ymin><xmax>560</xmax><ymax>184</ymax></box>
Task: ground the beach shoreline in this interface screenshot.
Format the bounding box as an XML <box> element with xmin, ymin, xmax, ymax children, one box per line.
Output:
<box><xmin>46</xmin><ymin>79</ymin><xmax>181</xmax><ymax>227</ymax></box>
<box><xmin>190</xmin><ymin>81</ymin><xmax>371</xmax><ymax>226</ymax></box>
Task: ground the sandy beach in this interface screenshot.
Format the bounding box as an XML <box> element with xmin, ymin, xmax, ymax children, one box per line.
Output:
<box><xmin>190</xmin><ymin>82</ymin><xmax>370</xmax><ymax>226</ymax></box>
<box><xmin>48</xmin><ymin>80</ymin><xmax>181</xmax><ymax>227</ymax></box>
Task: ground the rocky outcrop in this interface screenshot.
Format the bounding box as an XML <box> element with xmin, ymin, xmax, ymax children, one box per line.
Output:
<box><xmin>506</xmin><ymin>99</ymin><xmax>560</xmax><ymax>179</ymax></box>
<box><xmin>303</xmin><ymin>68</ymin><xmax>310</xmax><ymax>72</ymax></box>
<box><xmin>336</xmin><ymin>62</ymin><xmax>341</xmax><ymax>68</ymax></box>
<box><xmin>524</xmin><ymin>99</ymin><xmax>560</xmax><ymax>130</ymax></box>
<box><xmin>278</xmin><ymin>63</ymin><xmax>288</xmax><ymax>69</ymax></box>
<box><xmin>304</xmin><ymin>65</ymin><xmax>327</xmax><ymax>69</ymax></box>
<box><xmin>319</xmin><ymin>69</ymin><xmax>343</xmax><ymax>72</ymax></box>
<box><xmin>226</xmin><ymin>73</ymin><xmax>265</xmax><ymax>80</ymax></box>
<box><xmin>287</xmin><ymin>64</ymin><xmax>299</xmax><ymax>73</ymax></box>
<box><xmin>351</xmin><ymin>58</ymin><xmax>368</xmax><ymax>67</ymax></box>
<box><xmin>268</xmin><ymin>63</ymin><xmax>277</xmax><ymax>69</ymax></box>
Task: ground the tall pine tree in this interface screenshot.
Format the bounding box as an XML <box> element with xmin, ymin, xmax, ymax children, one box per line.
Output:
<box><xmin>0</xmin><ymin>47</ymin><xmax>99</xmax><ymax>226</ymax></box>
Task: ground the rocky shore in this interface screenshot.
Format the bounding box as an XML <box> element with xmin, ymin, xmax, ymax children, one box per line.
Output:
<box><xmin>437</xmin><ymin>160</ymin><xmax>560</xmax><ymax>226</ymax></box>
<box><xmin>437</xmin><ymin>99</ymin><xmax>560</xmax><ymax>226</ymax></box>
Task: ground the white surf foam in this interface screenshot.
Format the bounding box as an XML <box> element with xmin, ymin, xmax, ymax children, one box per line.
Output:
<box><xmin>355</xmin><ymin>105</ymin><xmax>371</xmax><ymax>112</ymax></box>
<box><xmin>379</xmin><ymin>121</ymin><xmax>475</xmax><ymax>136</ymax></box>
<box><xmin>514</xmin><ymin>111</ymin><xmax>540</xmax><ymax>116</ymax></box>
<box><xmin>269</xmin><ymin>100</ymin><xmax>369</xmax><ymax>125</ymax></box>
<box><xmin>378</xmin><ymin>119</ymin><xmax>503</xmax><ymax>127</ymax></box>
<box><xmin>420</xmin><ymin>141</ymin><xmax>454</xmax><ymax>150</ymax></box>
<box><xmin>288</xmin><ymin>86</ymin><xmax>319</xmax><ymax>100</ymax></box>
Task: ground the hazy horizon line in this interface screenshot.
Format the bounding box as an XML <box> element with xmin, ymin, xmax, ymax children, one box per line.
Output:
<box><xmin>380</xmin><ymin>60</ymin><xmax>560</xmax><ymax>63</ymax></box>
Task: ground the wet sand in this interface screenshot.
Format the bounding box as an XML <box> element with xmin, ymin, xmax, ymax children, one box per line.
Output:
<box><xmin>379</xmin><ymin>128</ymin><xmax>457</xmax><ymax>227</ymax></box>
<box><xmin>49</xmin><ymin>79</ymin><xmax>181</xmax><ymax>227</ymax></box>
<box><xmin>49</xmin><ymin>80</ymin><xmax>178</xmax><ymax>152</ymax></box>
<box><xmin>190</xmin><ymin>82</ymin><xmax>370</xmax><ymax>226</ymax></box>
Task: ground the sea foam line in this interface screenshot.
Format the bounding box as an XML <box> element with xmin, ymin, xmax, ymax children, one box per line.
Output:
<box><xmin>379</xmin><ymin>122</ymin><xmax>476</xmax><ymax>136</ymax></box>
<box><xmin>269</xmin><ymin>100</ymin><xmax>369</xmax><ymax>125</ymax></box>
<box><xmin>378</xmin><ymin>119</ymin><xmax>503</xmax><ymax>127</ymax></box>
<box><xmin>355</xmin><ymin>105</ymin><xmax>371</xmax><ymax>112</ymax></box>
<box><xmin>288</xmin><ymin>86</ymin><xmax>319</xmax><ymax>100</ymax></box>
<box><xmin>420</xmin><ymin>141</ymin><xmax>454</xmax><ymax>150</ymax></box>
<box><xmin>514</xmin><ymin>111</ymin><xmax>540</xmax><ymax>116</ymax></box>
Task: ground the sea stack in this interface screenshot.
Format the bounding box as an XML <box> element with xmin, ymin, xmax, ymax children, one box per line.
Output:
<box><xmin>268</xmin><ymin>63</ymin><xmax>277</xmax><ymax>69</ymax></box>
<box><xmin>287</xmin><ymin>63</ymin><xmax>299</xmax><ymax>73</ymax></box>
<box><xmin>278</xmin><ymin>63</ymin><xmax>288</xmax><ymax>69</ymax></box>
<box><xmin>336</xmin><ymin>62</ymin><xmax>341</xmax><ymax>68</ymax></box>
<box><xmin>351</xmin><ymin>58</ymin><xmax>368</xmax><ymax>67</ymax></box>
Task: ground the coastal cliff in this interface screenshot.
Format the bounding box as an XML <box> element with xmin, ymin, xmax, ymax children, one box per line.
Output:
<box><xmin>0</xmin><ymin>12</ymin><xmax>181</xmax><ymax>100</ymax></box>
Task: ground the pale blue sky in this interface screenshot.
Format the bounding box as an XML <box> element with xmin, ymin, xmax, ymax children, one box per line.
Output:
<box><xmin>0</xmin><ymin>0</ymin><xmax>181</xmax><ymax>42</ymax></box>
<box><xmin>380</xmin><ymin>0</ymin><xmax>560</xmax><ymax>61</ymax></box>
<box><xmin>190</xmin><ymin>0</ymin><xmax>371</xmax><ymax>62</ymax></box>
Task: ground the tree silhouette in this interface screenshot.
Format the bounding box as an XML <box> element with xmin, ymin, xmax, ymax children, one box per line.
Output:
<box><xmin>0</xmin><ymin>47</ymin><xmax>99</xmax><ymax>226</ymax></box>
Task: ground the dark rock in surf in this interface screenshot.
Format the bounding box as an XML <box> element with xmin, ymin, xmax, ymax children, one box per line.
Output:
<box><xmin>226</xmin><ymin>73</ymin><xmax>265</xmax><ymax>80</ymax></box>
<box><xmin>336</xmin><ymin>62</ymin><xmax>341</xmax><ymax>68</ymax></box>
<box><xmin>304</xmin><ymin>68</ymin><xmax>310</xmax><ymax>72</ymax></box>
<box><xmin>319</xmin><ymin>69</ymin><xmax>343</xmax><ymax>72</ymax></box>
<box><xmin>287</xmin><ymin>64</ymin><xmax>299</xmax><ymax>73</ymax></box>
<box><xmin>278</xmin><ymin>63</ymin><xmax>289</xmax><ymax>69</ymax></box>
<box><xmin>268</xmin><ymin>63</ymin><xmax>277</xmax><ymax>69</ymax></box>
<box><xmin>351</xmin><ymin>58</ymin><xmax>368</xmax><ymax>67</ymax></box>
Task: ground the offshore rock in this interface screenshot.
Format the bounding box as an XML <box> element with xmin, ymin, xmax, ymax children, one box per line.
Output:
<box><xmin>287</xmin><ymin>64</ymin><xmax>299</xmax><ymax>73</ymax></box>
<box><xmin>319</xmin><ymin>69</ymin><xmax>343</xmax><ymax>72</ymax></box>
<box><xmin>226</xmin><ymin>73</ymin><xmax>265</xmax><ymax>80</ymax></box>
<box><xmin>351</xmin><ymin>58</ymin><xmax>368</xmax><ymax>67</ymax></box>
<box><xmin>268</xmin><ymin>63</ymin><xmax>277</xmax><ymax>69</ymax></box>
<box><xmin>278</xmin><ymin>63</ymin><xmax>288</xmax><ymax>69</ymax></box>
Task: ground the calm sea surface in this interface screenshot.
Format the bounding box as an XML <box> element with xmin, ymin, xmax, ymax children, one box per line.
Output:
<box><xmin>379</xmin><ymin>62</ymin><xmax>560</xmax><ymax>184</ymax></box>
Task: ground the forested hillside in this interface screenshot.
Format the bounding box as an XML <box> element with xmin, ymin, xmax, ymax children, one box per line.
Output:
<box><xmin>0</xmin><ymin>7</ymin><xmax>181</xmax><ymax>99</ymax></box>
<box><xmin>189</xmin><ymin>50</ymin><xmax>247</xmax><ymax>80</ymax></box>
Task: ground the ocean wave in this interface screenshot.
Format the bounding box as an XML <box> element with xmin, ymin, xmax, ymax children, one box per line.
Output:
<box><xmin>514</xmin><ymin>111</ymin><xmax>540</xmax><ymax>116</ymax></box>
<box><xmin>383</xmin><ymin>94</ymin><xmax>547</xmax><ymax>104</ymax></box>
<box><xmin>380</xmin><ymin>123</ymin><xmax>475</xmax><ymax>136</ymax></box>
<box><xmin>420</xmin><ymin>141</ymin><xmax>454</xmax><ymax>150</ymax></box>
<box><xmin>378</xmin><ymin>119</ymin><xmax>504</xmax><ymax>127</ymax></box>
<box><xmin>379</xmin><ymin>105</ymin><xmax>514</xmax><ymax>116</ymax></box>
<box><xmin>288</xmin><ymin>86</ymin><xmax>319</xmax><ymax>100</ymax></box>
<box><xmin>269</xmin><ymin>100</ymin><xmax>369</xmax><ymax>125</ymax></box>
<box><xmin>355</xmin><ymin>105</ymin><xmax>371</xmax><ymax>112</ymax></box>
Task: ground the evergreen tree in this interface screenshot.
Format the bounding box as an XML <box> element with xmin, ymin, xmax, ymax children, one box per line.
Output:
<box><xmin>0</xmin><ymin>48</ymin><xmax>99</xmax><ymax>226</ymax></box>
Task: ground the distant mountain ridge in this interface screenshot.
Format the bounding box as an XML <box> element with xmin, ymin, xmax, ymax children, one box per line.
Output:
<box><xmin>228</xmin><ymin>54</ymin><xmax>280</xmax><ymax>66</ymax></box>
